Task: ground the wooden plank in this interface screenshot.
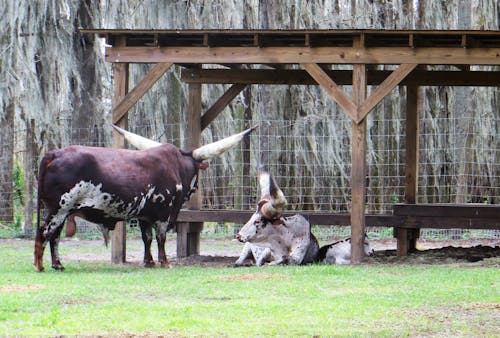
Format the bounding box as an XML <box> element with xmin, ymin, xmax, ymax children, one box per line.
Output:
<box><xmin>302</xmin><ymin>63</ymin><xmax>358</xmax><ymax>121</ymax></box>
<box><xmin>111</xmin><ymin>37</ymin><xmax>129</xmax><ymax>264</ymax></box>
<box><xmin>112</xmin><ymin>62</ymin><xmax>172</xmax><ymax>125</ymax></box>
<box><xmin>105</xmin><ymin>46</ymin><xmax>500</xmax><ymax>65</ymax></box>
<box><xmin>201</xmin><ymin>83</ymin><xmax>247</xmax><ymax>130</ymax></box>
<box><xmin>176</xmin><ymin>209</ymin><xmax>403</xmax><ymax>227</ymax></box>
<box><xmin>358</xmin><ymin>63</ymin><xmax>417</xmax><ymax>121</ymax></box>
<box><xmin>181</xmin><ymin>69</ymin><xmax>500</xmax><ymax>86</ymax></box>
<box><xmin>176</xmin><ymin>209</ymin><xmax>500</xmax><ymax>229</ymax></box>
<box><xmin>397</xmin><ymin>216</ymin><xmax>500</xmax><ymax>229</ymax></box>
<box><xmin>394</xmin><ymin>203</ymin><xmax>500</xmax><ymax>218</ymax></box>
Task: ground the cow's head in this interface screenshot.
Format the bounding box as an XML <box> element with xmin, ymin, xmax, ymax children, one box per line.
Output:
<box><xmin>346</xmin><ymin>235</ymin><xmax>375</xmax><ymax>257</ymax></box>
<box><xmin>363</xmin><ymin>237</ymin><xmax>375</xmax><ymax>257</ymax></box>
<box><xmin>236</xmin><ymin>166</ymin><xmax>287</xmax><ymax>243</ymax></box>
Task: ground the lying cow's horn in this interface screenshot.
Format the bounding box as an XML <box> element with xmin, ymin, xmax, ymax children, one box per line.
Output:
<box><xmin>192</xmin><ymin>126</ymin><xmax>257</xmax><ymax>161</ymax></box>
<box><xmin>112</xmin><ymin>125</ymin><xmax>162</xmax><ymax>150</ymax></box>
<box><xmin>258</xmin><ymin>166</ymin><xmax>287</xmax><ymax>219</ymax></box>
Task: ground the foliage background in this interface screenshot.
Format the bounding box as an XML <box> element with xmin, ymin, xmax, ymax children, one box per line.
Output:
<box><xmin>0</xmin><ymin>0</ymin><xmax>498</xmax><ymax>235</ymax></box>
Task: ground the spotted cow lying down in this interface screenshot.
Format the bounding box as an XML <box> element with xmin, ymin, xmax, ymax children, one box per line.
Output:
<box><xmin>234</xmin><ymin>167</ymin><xmax>319</xmax><ymax>266</ymax></box>
<box><xmin>316</xmin><ymin>237</ymin><xmax>375</xmax><ymax>265</ymax></box>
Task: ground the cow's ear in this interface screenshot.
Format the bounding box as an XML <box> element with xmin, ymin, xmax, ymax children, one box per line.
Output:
<box><xmin>196</xmin><ymin>161</ymin><xmax>209</xmax><ymax>170</ymax></box>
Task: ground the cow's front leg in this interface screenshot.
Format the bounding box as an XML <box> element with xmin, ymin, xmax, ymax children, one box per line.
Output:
<box><xmin>234</xmin><ymin>242</ymin><xmax>253</xmax><ymax>267</ymax></box>
<box><xmin>251</xmin><ymin>245</ymin><xmax>272</xmax><ymax>267</ymax></box>
<box><xmin>49</xmin><ymin>225</ymin><xmax>65</xmax><ymax>270</ymax></box>
<box><xmin>139</xmin><ymin>221</ymin><xmax>155</xmax><ymax>267</ymax></box>
<box><xmin>155</xmin><ymin>222</ymin><xmax>171</xmax><ymax>268</ymax></box>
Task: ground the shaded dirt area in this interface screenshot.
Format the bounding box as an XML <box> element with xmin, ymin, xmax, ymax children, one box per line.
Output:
<box><xmin>173</xmin><ymin>239</ymin><xmax>500</xmax><ymax>268</ymax></box>
<box><xmin>55</xmin><ymin>238</ymin><xmax>500</xmax><ymax>268</ymax></box>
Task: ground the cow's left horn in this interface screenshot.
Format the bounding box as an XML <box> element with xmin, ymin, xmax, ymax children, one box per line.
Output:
<box><xmin>192</xmin><ymin>126</ymin><xmax>257</xmax><ymax>161</ymax></box>
<box><xmin>112</xmin><ymin>125</ymin><xmax>162</xmax><ymax>150</ymax></box>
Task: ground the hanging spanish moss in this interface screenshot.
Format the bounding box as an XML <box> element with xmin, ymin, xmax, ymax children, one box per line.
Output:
<box><xmin>0</xmin><ymin>1</ymin><xmax>498</xmax><ymax>232</ymax></box>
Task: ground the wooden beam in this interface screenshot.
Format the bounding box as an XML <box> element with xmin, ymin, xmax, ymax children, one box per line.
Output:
<box><xmin>112</xmin><ymin>62</ymin><xmax>172</xmax><ymax>124</ymax></box>
<box><xmin>302</xmin><ymin>63</ymin><xmax>358</xmax><ymax>121</ymax></box>
<box><xmin>181</xmin><ymin>69</ymin><xmax>500</xmax><ymax>86</ymax></box>
<box><xmin>177</xmin><ymin>82</ymin><xmax>203</xmax><ymax>258</ymax></box>
<box><xmin>201</xmin><ymin>83</ymin><xmax>247</xmax><ymax>130</ymax></box>
<box><xmin>181</xmin><ymin>68</ymin><xmax>500</xmax><ymax>87</ymax></box>
<box><xmin>106</xmin><ymin>46</ymin><xmax>500</xmax><ymax>65</ymax></box>
<box><xmin>396</xmin><ymin>83</ymin><xmax>420</xmax><ymax>256</ymax></box>
<box><xmin>358</xmin><ymin>64</ymin><xmax>417</xmax><ymax>121</ymax></box>
<box><xmin>394</xmin><ymin>203</ymin><xmax>500</xmax><ymax>218</ymax></box>
<box><xmin>350</xmin><ymin>37</ymin><xmax>367</xmax><ymax>265</ymax></box>
<box><xmin>111</xmin><ymin>37</ymin><xmax>129</xmax><ymax>265</ymax></box>
<box><xmin>176</xmin><ymin>209</ymin><xmax>500</xmax><ymax>229</ymax></box>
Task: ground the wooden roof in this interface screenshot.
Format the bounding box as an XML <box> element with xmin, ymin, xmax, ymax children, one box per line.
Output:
<box><xmin>81</xmin><ymin>29</ymin><xmax>500</xmax><ymax>66</ymax></box>
<box><xmin>83</xmin><ymin>29</ymin><xmax>500</xmax><ymax>48</ymax></box>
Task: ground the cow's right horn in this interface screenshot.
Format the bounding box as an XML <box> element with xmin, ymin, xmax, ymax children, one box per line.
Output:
<box><xmin>258</xmin><ymin>166</ymin><xmax>287</xmax><ymax>219</ymax></box>
<box><xmin>112</xmin><ymin>125</ymin><xmax>162</xmax><ymax>150</ymax></box>
<box><xmin>192</xmin><ymin>126</ymin><xmax>257</xmax><ymax>161</ymax></box>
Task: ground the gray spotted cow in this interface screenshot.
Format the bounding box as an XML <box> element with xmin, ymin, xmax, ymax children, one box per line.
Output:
<box><xmin>316</xmin><ymin>237</ymin><xmax>375</xmax><ymax>265</ymax></box>
<box><xmin>234</xmin><ymin>167</ymin><xmax>319</xmax><ymax>266</ymax></box>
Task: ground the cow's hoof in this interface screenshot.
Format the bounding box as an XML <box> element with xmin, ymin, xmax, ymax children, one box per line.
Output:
<box><xmin>144</xmin><ymin>261</ymin><xmax>155</xmax><ymax>268</ymax></box>
<box><xmin>34</xmin><ymin>265</ymin><xmax>45</xmax><ymax>272</ymax></box>
<box><xmin>160</xmin><ymin>262</ymin><xmax>172</xmax><ymax>269</ymax></box>
<box><xmin>51</xmin><ymin>264</ymin><xmax>65</xmax><ymax>271</ymax></box>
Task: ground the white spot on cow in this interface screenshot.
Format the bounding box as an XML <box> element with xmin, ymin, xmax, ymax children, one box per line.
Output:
<box><xmin>153</xmin><ymin>193</ymin><xmax>165</xmax><ymax>203</ymax></box>
<box><xmin>55</xmin><ymin>181</ymin><xmax>159</xmax><ymax>222</ymax></box>
<box><xmin>176</xmin><ymin>184</ymin><xmax>182</xmax><ymax>192</ymax></box>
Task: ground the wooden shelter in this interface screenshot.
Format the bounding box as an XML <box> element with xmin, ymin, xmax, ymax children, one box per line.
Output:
<box><xmin>82</xmin><ymin>29</ymin><xmax>500</xmax><ymax>264</ymax></box>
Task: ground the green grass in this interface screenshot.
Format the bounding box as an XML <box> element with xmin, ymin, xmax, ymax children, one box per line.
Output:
<box><xmin>0</xmin><ymin>239</ymin><xmax>498</xmax><ymax>337</ymax></box>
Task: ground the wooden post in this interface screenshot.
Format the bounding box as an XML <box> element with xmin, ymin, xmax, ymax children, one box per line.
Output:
<box><xmin>177</xmin><ymin>82</ymin><xmax>203</xmax><ymax>257</ymax></box>
<box><xmin>350</xmin><ymin>36</ymin><xmax>367</xmax><ymax>264</ymax></box>
<box><xmin>111</xmin><ymin>36</ymin><xmax>129</xmax><ymax>264</ymax></box>
<box><xmin>397</xmin><ymin>83</ymin><xmax>420</xmax><ymax>256</ymax></box>
<box><xmin>23</xmin><ymin>119</ymin><xmax>35</xmax><ymax>235</ymax></box>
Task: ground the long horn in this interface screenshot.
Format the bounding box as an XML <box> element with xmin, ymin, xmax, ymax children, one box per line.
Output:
<box><xmin>258</xmin><ymin>166</ymin><xmax>287</xmax><ymax>219</ymax></box>
<box><xmin>112</xmin><ymin>125</ymin><xmax>162</xmax><ymax>150</ymax></box>
<box><xmin>192</xmin><ymin>125</ymin><xmax>257</xmax><ymax>161</ymax></box>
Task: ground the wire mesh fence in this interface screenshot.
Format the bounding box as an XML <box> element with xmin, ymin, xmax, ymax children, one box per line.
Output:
<box><xmin>1</xmin><ymin>109</ymin><xmax>498</xmax><ymax>241</ymax></box>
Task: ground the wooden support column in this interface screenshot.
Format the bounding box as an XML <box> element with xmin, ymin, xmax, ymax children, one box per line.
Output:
<box><xmin>396</xmin><ymin>83</ymin><xmax>420</xmax><ymax>256</ymax></box>
<box><xmin>177</xmin><ymin>82</ymin><xmax>203</xmax><ymax>257</ymax></box>
<box><xmin>111</xmin><ymin>37</ymin><xmax>129</xmax><ymax>264</ymax></box>
<box><xmin>350</xmin><ymin>37</ymin><xmax>367</xmax><ymax>264</ymax></box>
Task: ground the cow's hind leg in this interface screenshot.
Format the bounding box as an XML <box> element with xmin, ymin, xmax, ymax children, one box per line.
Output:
<box><xmin>34</xmin><ymin>213</ymin><xmax>65</xmax><ymax>272</ymax></box>
<box><xmin>34</xmin><ymin>224</ymin><xmax>47</xmax><ymax>272</ymax></box>
<box><xmin>139</xmin><ymin>221</ymin><xmax>155</xmax><ymax>267</ymax></box>
<box><xmin>49</xmin><ymin>225</ymin><xmax>65</xmax><ymax>270</ymax></box>
<box><xmin>155</xmin><ymin>222</ymin><xmax>171</xmax><ymax>268</ymax></box>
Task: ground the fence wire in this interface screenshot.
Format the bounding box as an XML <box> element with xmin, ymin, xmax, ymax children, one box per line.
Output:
<box><xmin>1</xmin><ymin>111</ymin><xmax>498</xmax><ymax>240</ymax></box>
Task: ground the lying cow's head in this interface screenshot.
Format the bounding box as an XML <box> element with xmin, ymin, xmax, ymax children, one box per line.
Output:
<box><xmin>236</xmin><ymin>166</ymin><xmax>287</xmax><ymax>243</ymax></box>
<box><xmin>363</xmin><ymin>237</ymin><xmax>375</xmax><ymax>257</ymax></box>
<box><xmin>344</xmin><ymin>236</ymin><xmax>375</xmax><ymax>257</ymax></box>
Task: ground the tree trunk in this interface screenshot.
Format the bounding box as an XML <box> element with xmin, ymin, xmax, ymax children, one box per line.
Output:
<box><xmin>0</xmin><ymin>101</ymin><xmax>15</xmax><ymax>223</ymax></box>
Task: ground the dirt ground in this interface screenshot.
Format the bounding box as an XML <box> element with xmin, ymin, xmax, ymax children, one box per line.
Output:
<box><xmin>57</xmin><ymin>237</ymin><xmax>500</xmax><ymax>268</ymax></box>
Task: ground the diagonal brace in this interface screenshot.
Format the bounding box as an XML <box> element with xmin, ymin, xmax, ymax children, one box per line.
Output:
<box><xmin>113</xmin><ymin>62</ymin><xmax>173</xmax><ymax>124</ymax></box>
<box><xmin>358</xmin><ymin>63</ymin><xmax>418</xmax><ymax>121</ymax></box>
<box><xmin>201</xmin><ymin>83</ymin><xmax>247</xmax><ymax>130</ymax></box>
